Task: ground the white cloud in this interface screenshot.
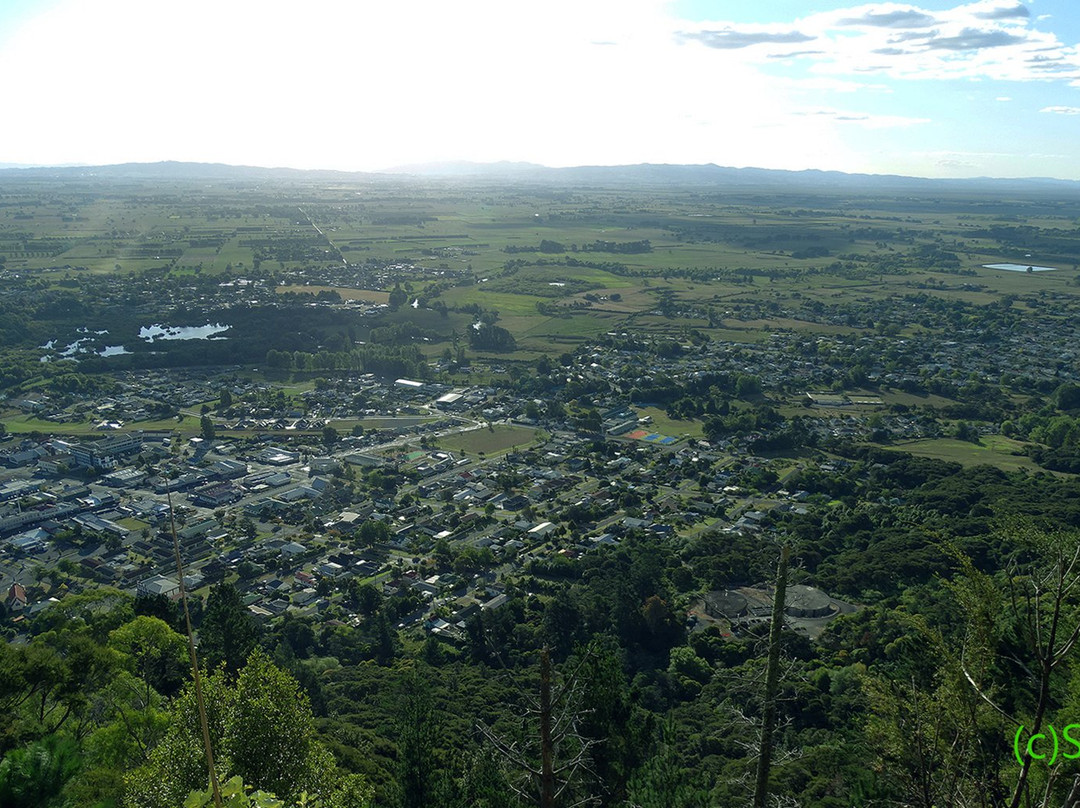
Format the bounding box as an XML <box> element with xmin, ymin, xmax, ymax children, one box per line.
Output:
<box><xmin>678</xmin><ymin>1</ymin><xmax>1080</xmax><ymax>85</ymax></box>
<box><xmin>1040</xmin><ymin>105</ymin><xmax>1080</xmax><ymax>114</ymax></box>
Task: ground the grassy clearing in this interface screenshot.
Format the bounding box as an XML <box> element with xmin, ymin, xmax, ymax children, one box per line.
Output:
<box><xmin>518</xmin><ymin>312</ymin><xmax>620</xmax><ymax>342</ymax></box>
<box><xmin>1</xmin><ymin>416</ymin><xmax>120</xmax><ymax>436</ymax></box>
<box><xmin>434</xmin><ymin>424</ymin><xmax>541</xmax><ymax>456</ymax></box>
<box><xmin>879</xmin><ymin>436</ymin><xmax>1041</xmax><ymax>473</ymax></box>
<box><xmin>137</xmin><ymin>416</ymin><xmax>203</xmax><ymax>432</ymax></box>
<box><xmin>0</xmin><ymin>414</ymin><xmax>200</xmax><ymax>436</ymax></box>
<box><xmin>441</xmin><ymin>287</ymin><xmax>546</xmax><ymax>316</ymax></box>
<box><xmin>280</xmin><ymin>382</ymin><xmax>317</xmax><ymax>396</ymax></box>
<box><xmin>878</xmin><ymin>391</ymin><xmax>960</xmax><ymax>409</ymax></box>
<box><xmin>634</xmin><ymin>407</ymin><xmax>704</xmax><ymax>439</ymax></box>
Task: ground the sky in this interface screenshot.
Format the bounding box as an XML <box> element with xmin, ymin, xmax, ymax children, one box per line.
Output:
<box><xmin>1</xmin><ymin>0</ymin><xmax>1080</xmax><ymax>178</ymax></box>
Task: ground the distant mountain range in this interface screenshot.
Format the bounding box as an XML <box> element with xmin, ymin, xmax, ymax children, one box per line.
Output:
<box><xmin>0</xmin><ymin>161</ymin><xmax>375</xmax><ymax>182</ymax></box>
<box><xmin>381</xmin><ymin>160</ymin><xmax>1080</xmax><ymax>193</ymax></box>
<box><xmin>2</xmin><ymin>159</ymin><xmax>1079</xmax><ymax>194</ymax></box>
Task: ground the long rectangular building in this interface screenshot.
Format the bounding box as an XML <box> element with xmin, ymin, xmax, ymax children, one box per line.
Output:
<box><xmin>69</xmin><ymin>434</ymin><xmax>142</xmax><ymax>470</ymax></box>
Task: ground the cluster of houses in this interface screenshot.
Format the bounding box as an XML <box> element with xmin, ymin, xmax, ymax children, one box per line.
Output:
<box><xmin>0</xmin><ymin>368</ymin><xmax>832</xmax><ymax>640</ymax></box>
<box><xmin>6</xmin><ymin>278</ymin><xmax>1072</xmax><ymax>638</ymax></box>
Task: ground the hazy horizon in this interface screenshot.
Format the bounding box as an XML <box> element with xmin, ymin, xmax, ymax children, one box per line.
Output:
<box><xmin>4</xmin><ymin>157</ymin><xmax>1080</xmax><ymax>185</ymax></box>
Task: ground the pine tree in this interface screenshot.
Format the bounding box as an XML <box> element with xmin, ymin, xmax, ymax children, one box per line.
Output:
<box><xmin>198</xmin><ymin>584</ymin><xmax>258</xmax><ymax>675</ymax></box>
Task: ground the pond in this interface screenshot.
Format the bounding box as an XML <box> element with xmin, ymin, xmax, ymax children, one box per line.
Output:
<box><xmin>139</xmin><ymin>323</ymin><xmax>230</xmax><ymax>342</ymax></box>
<box><xmin>982</xmin><ymin>263</ymin><xmax>1057</xmax><ymax>272</ymax></box>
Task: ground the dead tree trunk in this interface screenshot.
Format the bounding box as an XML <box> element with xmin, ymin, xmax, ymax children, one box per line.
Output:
<box><xmin>478</xmin><ymin>645</ymin><xmax>598</xmax><ymax>807</ymax></box>
<box><xmin>168</xmin><ymin>488</ymin><xmax>222</xmax><ymax>808</ymax></box>
<box><xmin>540</xmin><ymin>647</ymin><xmax>556</xmax><ymax>808</ymax></box>
<box><xmin>753</xmin><ymin>544</ymin><xmax>789</xmax><ymax>808</ymax></box>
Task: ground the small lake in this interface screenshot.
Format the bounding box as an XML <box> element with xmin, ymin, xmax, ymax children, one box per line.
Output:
<box><xmin>139</xmin><ymin>323</ymin><xmax>230</xmax><ymax>342</ymax></box>
<box><xmin>983</xmin><ymin>263</ymin><xmax>1057</xmax><ymax>273</ymax></box>
<box><xmin>60</xmin><ymin>337</ymin><xmax>95</xmax><ymax>356</ymax></box>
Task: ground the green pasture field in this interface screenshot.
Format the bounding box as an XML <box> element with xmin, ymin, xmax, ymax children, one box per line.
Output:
<box><xmin>877</xmin><ymin>436</ymin><xmax>1041</xmax><ymax>473</ymax></box>
<box><xmin>274</xmin><ymin>380</ymin><xmax>317</xmax><ymax>396</ymax></box>
<box><xmin>4</xmin><ymin>176</ymin><xmax>1080</xmax><ymax>374</ymax></box>
<box><xmin>117</xmin><ymin>517</ymin><xmax>151</xmax><ymax>532</ymax></box>
<box><xmin>877</xmin><ymin>390</ymin><xmax>963</xmax><ymax>409</ymax></box>
<box><xmin>514</xmin><ymin>312</ymin><xmax>621</xmax><ymax>346</ymax></box>
<box><xmin>433</xmin><ymin>424</ymin><xmax>542</xmax><ymax>456</ymax></box>
<box><xmin>0</xmin><ymin>413</ymin><xmax>202</xmax><ymax>435</ymax></box>
<box><xmin>440</xmin><ymin>287</ymin><xmax>543</xmax><ymax>316</ymax></box>
<box><xmin>0</xmin><ymin>178</ymin><xmax>1070</xmax><ymax>296</ymax></box>
<box><xmin>498</xmin><ymin>263</ymin><xmax>637</xmax><ymax>289</ymax></box>
<box><xmin>633</xmin><ymin>407</ymin><xmax>705</xmax><ymax>439</ymax></box>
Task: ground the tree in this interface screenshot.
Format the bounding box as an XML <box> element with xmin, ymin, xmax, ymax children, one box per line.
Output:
<box><xmin>134</xmin><ymin>593</ymin><xmax>183</xmax><ymax>633</ymax></box>
<box><xmin>625</xmin><ymin>717</ymin><xmax>706</xmax><ymax>808</ymax></box>
<box><xmin>348</xmin><ymin>581</ymin><xmax>383</xmax><ymax>616</ymax></box>
<box><xmin>198</xmin><ymin>584</ymin><xmax>258</xmax><ymax>676</ymax></box>
<box><xmin>373</xmin><ymin>612</ymin><xmax>398</xmax><ymax>665</ymax></box>
<box><xmin>388</xmin><ymin>284</ymin><xmax>407</xmax><ymax>311</ymax></box>
<box><xmin>574</xmin><ymin>409</ymin><xmax>602</xmax><ymax>435</ymax></box>
<box><xmin>541</xmin><ymin>591</ymin><xmax>583</xmax><ymax>661</ymax></box>
<box><xmin>201</xmin><ymin>415</ymin><xmax>216</xmax><ymax>442</ymax></box>
<box><xmin>108</xmin><ymin>615</ymin><xmax>188</xmax><ymax>703</ymax></box>
<box><xmin>469</xmin><ymin>323</ymin><xmax>517</xmax><ymax>352</ymax></box>
<box><xmin>734</xmin><ymin>374</ymin><xmax>762</xmax><ymax>399</ymax></box>
<box><xmin>864</xmin><ymin>522</ymin><xmax>1080</xmax><ymax>808</ymax></box>
<box><xmin>575</xmin><ymin>639</ymin><xmax>644</xmax><ymax>804</ymax></box>
<box><xmin>0</xmin><ymin>621</ymin><xmax>123</xmax><ymax>750</ymax></box>
<box><xmin>396</xmin><ymin>666</ymin><xmax>451</xmax><ymax>808</ymax></box>
<box><xmin>127</xmin><ymin>650</ymin><xmax>372</xmax><ymax>808</ymax></box>
<box><xmin>953</xmin><ymin>419</ymin><xmax>979</xmax><ymax>443</ymax></box>
<box><xmin>1055</xmin><ymin>382</ymin><xmax>1080</xmax><ymax>411</ymax></box>
<box><xmin>238</xmin><ymin>516</ymin><xmax>257</xmax><ymax>541</ymax></box>
<box><xmin>226</xmin><ymin>651</ymin><xmax>336</xmax><ymax>802</ymax></box>
<box><xmin>0</xmin><ymin>734</ymin><xmax>82</xmax><ymax>808</ymax></box>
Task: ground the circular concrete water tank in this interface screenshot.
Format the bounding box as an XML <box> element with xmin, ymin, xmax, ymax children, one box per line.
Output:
<box><xmin>784</xmin><ymin>585</ymin><xmax>833</xmax><ymax>618</ymax></box>
<box><xmin>705</xmin><ymin>590</ymin><xmax>748</xmax><ymax>619</ymax></box>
